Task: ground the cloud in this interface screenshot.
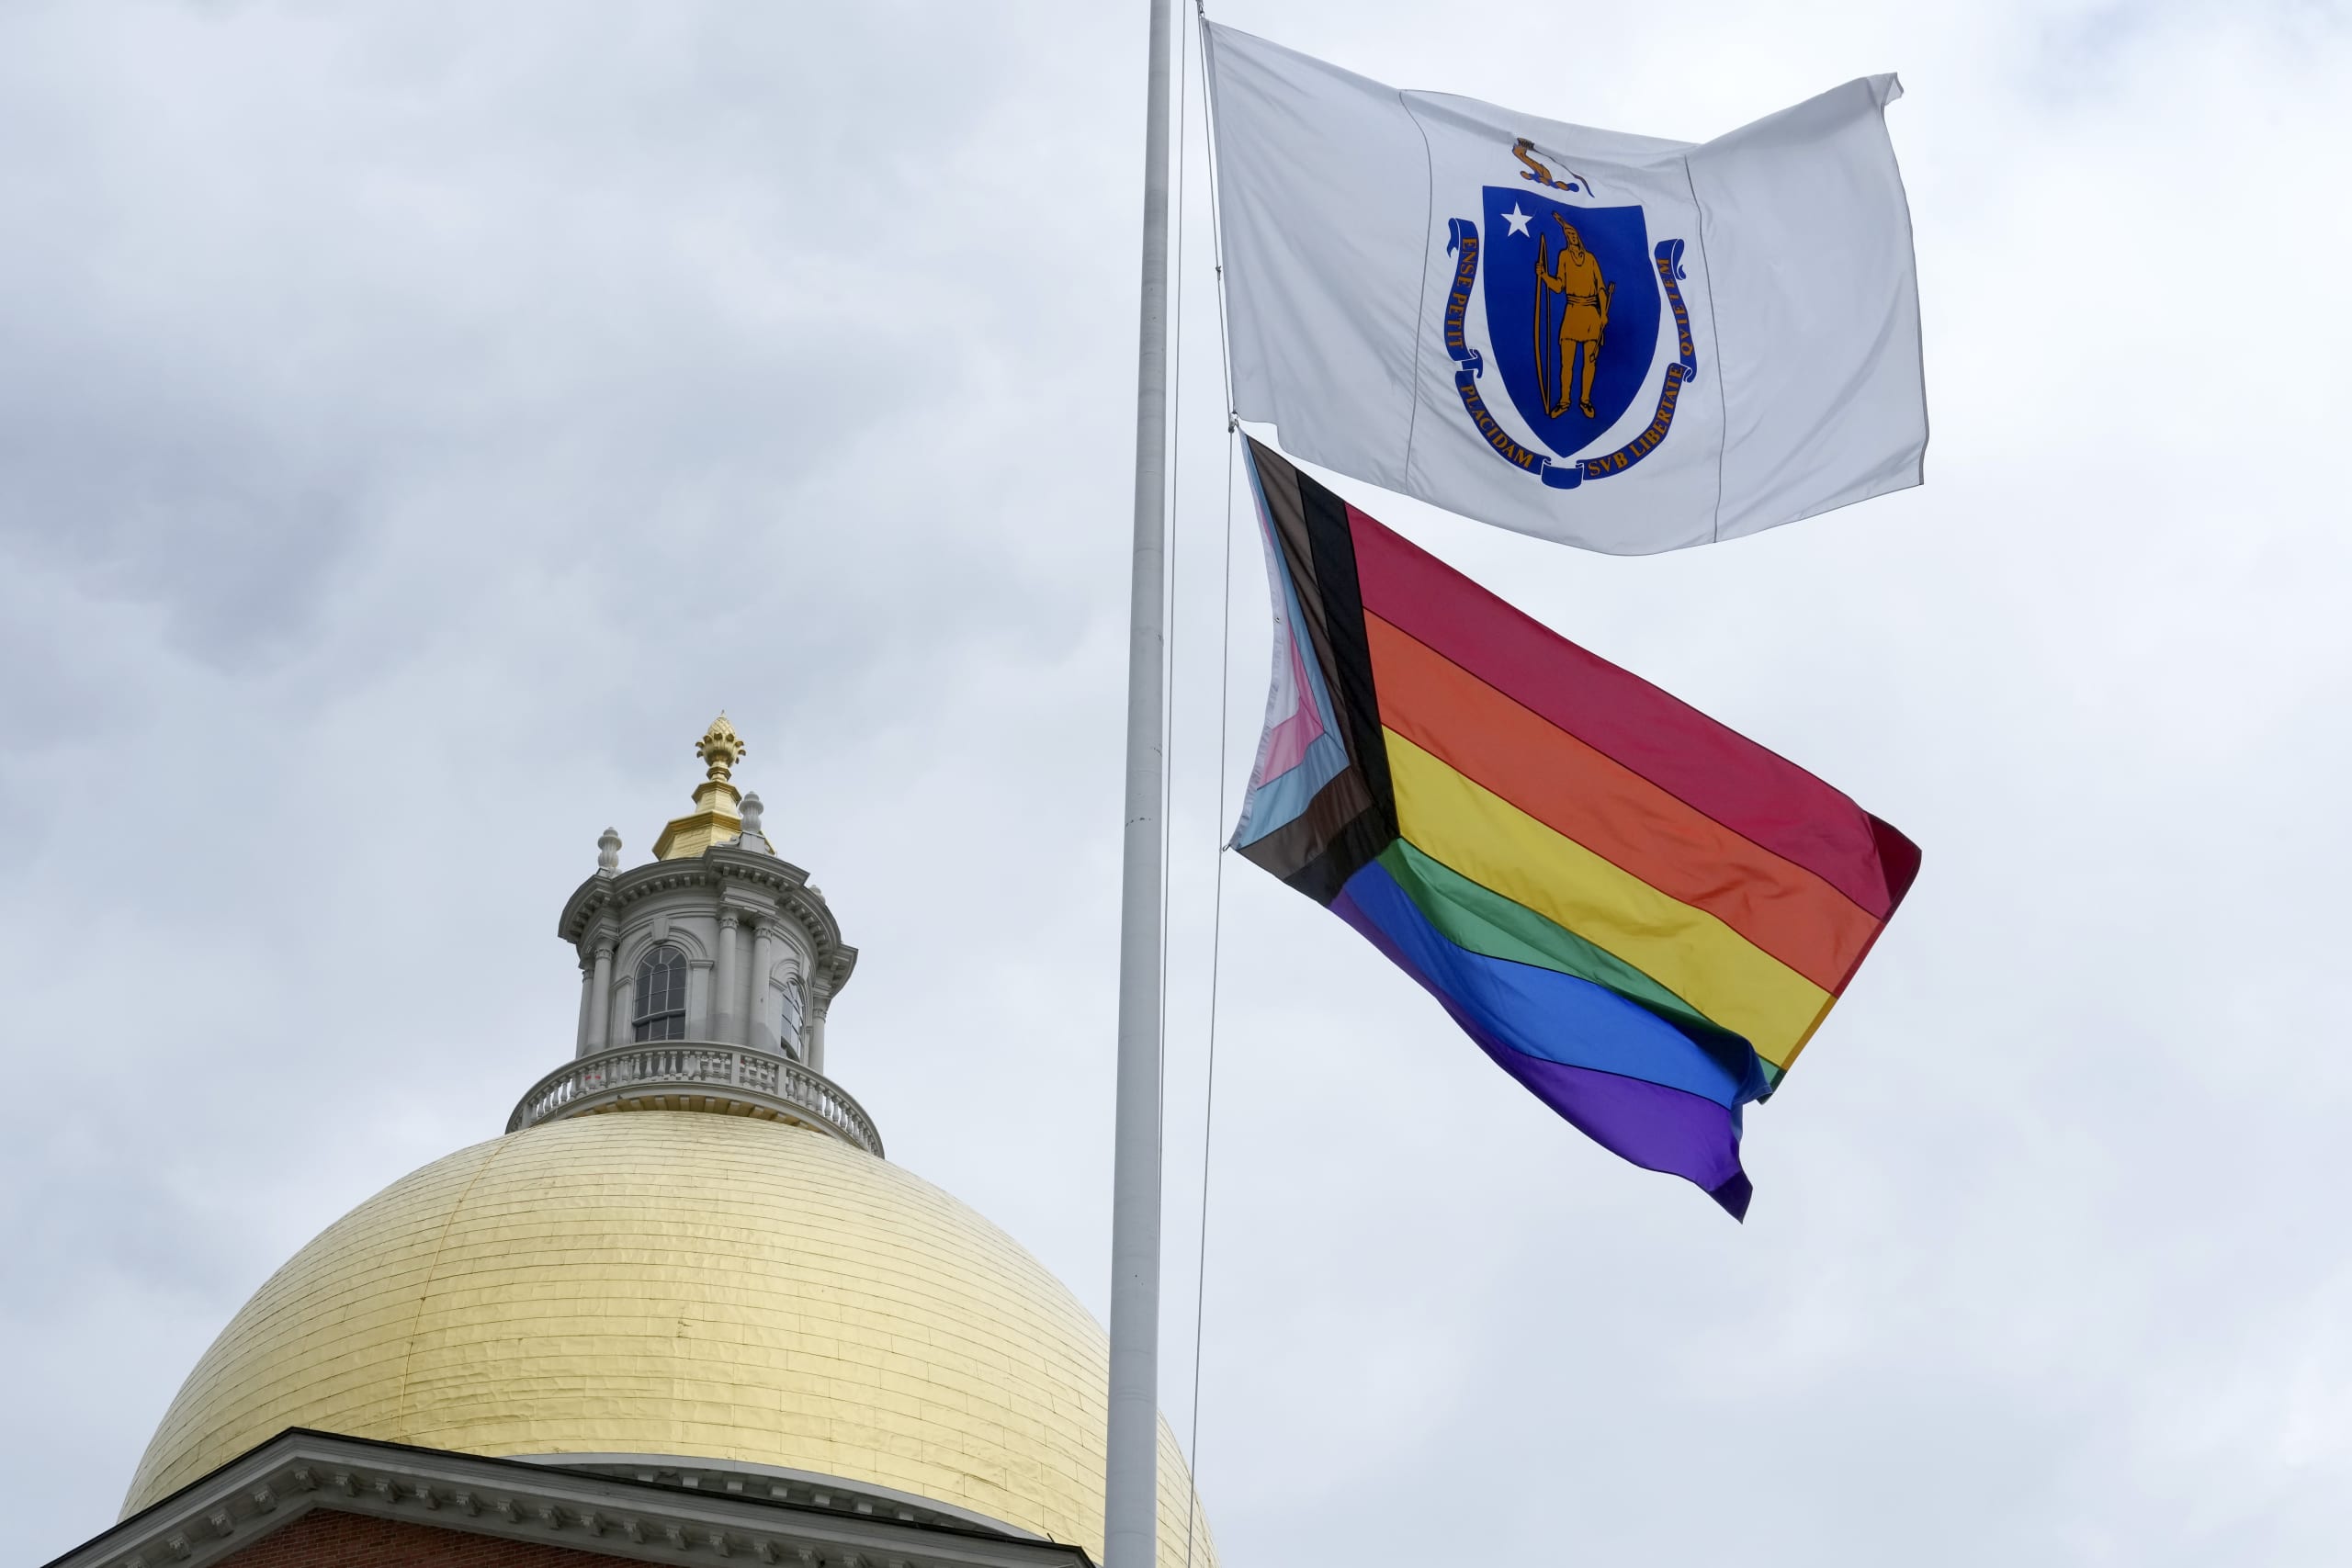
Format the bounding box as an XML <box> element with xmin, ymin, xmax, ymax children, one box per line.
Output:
<box><xmin>4</xmin><ymin>1</ymin><xmax>2349</xmax><ymax>1563</ymax></box>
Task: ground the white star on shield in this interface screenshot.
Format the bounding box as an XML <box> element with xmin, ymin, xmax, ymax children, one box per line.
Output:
<box><xmin>1502</xmin><ymin>203</ymin><xmax>1533</xmax><ymax>237</ymax></box>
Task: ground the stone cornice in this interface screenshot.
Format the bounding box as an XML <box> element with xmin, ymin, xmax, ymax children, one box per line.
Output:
<box><xmin>514</xmin><ymin>1458</ymin><xmax>1045</xmax><ymax>1542</ymax></box>
<box><xmin>48</xmin><ymin>1430</ymin><xmax>1092</xmax><ymax>1568</ymax></box>
<box><xmin>557</xmin><ymin>850</ymin><xmax>853</xmax><ymax>1002</ymax></box>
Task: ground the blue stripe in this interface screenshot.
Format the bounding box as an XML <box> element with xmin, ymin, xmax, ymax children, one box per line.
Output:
<box><xmin>1339</xmin><ymin>859</ymin><xmax>1768</xmax><ymax>1111</ymax></box>
<box><xmin>1235</xmin><ymin>731</ymin><xmax>1352</xmax><ymax>850</ymax></box>
<box><xmin>1231</xmin><ymin>440</ymin><xmax>1351</xmax><ymax>847</ymax></box>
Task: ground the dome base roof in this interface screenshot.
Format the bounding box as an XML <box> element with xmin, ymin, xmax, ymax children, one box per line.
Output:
<box><xmin>125</xmin><ymin>1113</ymin><xmax>1210</xmax><ymax>1567</ymax></box>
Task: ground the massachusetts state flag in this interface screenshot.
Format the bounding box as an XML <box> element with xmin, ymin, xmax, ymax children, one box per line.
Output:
<box><xmin>1204</xmin><ymin>24</ymin><xmax>1927</xmax><ymax>554</ymax></box>
<box><xmin>1231</xmin><ymin>439</ymin><xmax>1920</xmax><ymax>1216</ymax></box>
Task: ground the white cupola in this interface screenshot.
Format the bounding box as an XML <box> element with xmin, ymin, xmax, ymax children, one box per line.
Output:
<box><xmin>509</xmin><ymin>716</ymin><xmax>876</xmax><ymax>1154</ymax></box>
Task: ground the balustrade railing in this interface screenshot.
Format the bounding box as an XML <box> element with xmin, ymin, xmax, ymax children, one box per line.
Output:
<box><xmin>508</xmin><ymin>1043</ymin><xmax>882</xmax><ymax>1156</ymax></box>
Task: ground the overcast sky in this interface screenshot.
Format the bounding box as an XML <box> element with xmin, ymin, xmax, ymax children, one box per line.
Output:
<box><xmin>6</xmin><ymin>1</ymin><xmax>2350</xmax><ymax>1562</ymax></box>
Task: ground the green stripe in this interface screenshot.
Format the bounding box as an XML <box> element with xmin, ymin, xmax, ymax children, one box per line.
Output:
<box><xmin>1376</xmin><ymin>838</ymin><xmax>1741</xmax><ymax>1047</ymax></box>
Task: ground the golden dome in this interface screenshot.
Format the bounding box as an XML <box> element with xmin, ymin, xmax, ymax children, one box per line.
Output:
<box><xmin>124</xmin><ymin>1113</ymin><xmax>1213</xmax><ymax>1566</ymax></box>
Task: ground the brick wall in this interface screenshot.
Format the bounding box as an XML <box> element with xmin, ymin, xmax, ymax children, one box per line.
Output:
<box><xmin>222</xmin><ymin>1508</ymin><xmax>630</xmax><ymax>1567</ymax></box>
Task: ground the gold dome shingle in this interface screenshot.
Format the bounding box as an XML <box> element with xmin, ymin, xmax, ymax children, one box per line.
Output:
<box><xmin>124</xmin><ymin>1113</ymin><xmax>1212</xmax><ymax>1565</ymax></box>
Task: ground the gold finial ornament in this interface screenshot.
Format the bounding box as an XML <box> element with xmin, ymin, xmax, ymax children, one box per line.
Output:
<box><xmin>696</xmin><ymin>713</ymin><xmax>745</xmax><ymax>783</ymax></box>
<box><xmin>652</xmin><ymin>714</ymin><xmax>752</xmax><ymax>861</ymax></box>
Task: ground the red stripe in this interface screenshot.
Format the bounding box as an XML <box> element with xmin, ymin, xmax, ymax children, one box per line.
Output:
<box><xmin>1365</xmin><ymin>613</ymin><xmax>1879</xmax><ymax>992</ymax></box>
<box><xmin>1346</xmin><ymin>504</ymin><xmax>1900</xmax><ymax>920</ymax></box>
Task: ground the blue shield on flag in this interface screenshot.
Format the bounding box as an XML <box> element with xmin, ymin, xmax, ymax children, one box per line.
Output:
<box><xmin>1479</xmin><ymin>187</ymin><xmax>1661</xmax><ymax>460</ymax></box>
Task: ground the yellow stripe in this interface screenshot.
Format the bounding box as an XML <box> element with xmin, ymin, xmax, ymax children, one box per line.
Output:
<box><xmin>1386</xmin><ymin>730</ymin><xmax>1831</xmax><ymax>1066</ymax></box>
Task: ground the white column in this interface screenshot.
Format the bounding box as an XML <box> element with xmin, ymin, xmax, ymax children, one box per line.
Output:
<box><xmin>715</xmin><ymin>909</ymin><xmax>741</xmax><ymax>1045</ymax></box>
<box><xmin>574</xmin><ymin>962</ymin><xmax>594</xmax><ymax>1056</ymax></box>
<box><xmin>584</xmin><ymin>942</ymin><xmax>615</xmax><ymax>1056</ymax></box>
<box><xmin>685</xmin><ymin>960</ymin><xmax>713</xmax><ymax>1039</ymax></box>
<box><xmin>609</xmin><ymin>973</ymin><xmax>636</xmax><ymax>1049</ymax></box>
<box><xmin>749</xmin><ymin>920</ymin><xmax>777</xmax><ymax>1054</ymax></box>
<box><xmin>807</xmin><ymin>992</ymin><xmax>827</xmax><ymax>1077</ymax></box>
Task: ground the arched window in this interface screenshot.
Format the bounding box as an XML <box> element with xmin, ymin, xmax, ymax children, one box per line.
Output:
<box><xmin>776</xmin><ymin>974</ymin><xmax>806</xmax><ymax>1058</ymax></box>
<box><xmin>632</xmin><ymin>943</ymin><xmax>688</xmax><ymax>1042</ymax></box>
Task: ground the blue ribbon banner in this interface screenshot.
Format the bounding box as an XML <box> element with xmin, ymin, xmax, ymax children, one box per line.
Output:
<box><xmin>1442</xmin><ymin>221</ymin><xmax>1700</xmax><ymax>491</ymax></box>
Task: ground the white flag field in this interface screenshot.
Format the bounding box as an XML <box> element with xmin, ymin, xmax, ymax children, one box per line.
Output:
<box><xmin>1203</xmin><ymin>24</ymin><xmax>1927</xmax><ymax>554</ymax></box>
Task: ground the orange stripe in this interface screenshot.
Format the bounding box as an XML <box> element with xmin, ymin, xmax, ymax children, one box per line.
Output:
<box><xmin>1366</xmin><ymin>612</ymin><xmax>1879</xmax><ymax>994</ymax></box>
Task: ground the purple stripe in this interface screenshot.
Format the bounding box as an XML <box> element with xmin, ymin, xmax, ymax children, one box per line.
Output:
<box><xmin>1333</xmin><ymin>883</ymin><xmax>1753</xmax><ymax>1219</ymax></box>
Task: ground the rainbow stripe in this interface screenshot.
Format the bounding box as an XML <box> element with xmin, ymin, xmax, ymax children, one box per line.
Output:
<box><xmin>1233</xmin><ymin>439</ymin><xmax>1920</xmax><ymax>1217</ymax></box>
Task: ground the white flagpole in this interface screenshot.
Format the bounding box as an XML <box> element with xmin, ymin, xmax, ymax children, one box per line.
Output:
<box><xmin>1104</xmin><ymin>2</ymin><xmax>1175</xmax><ymax>1567</ymax></box>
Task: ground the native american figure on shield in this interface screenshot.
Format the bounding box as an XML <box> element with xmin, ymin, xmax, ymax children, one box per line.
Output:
<box><xmin>1535</xmin><ymin>213</ymin><xmax>1614</xmax><ymax>420</ymax></box>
